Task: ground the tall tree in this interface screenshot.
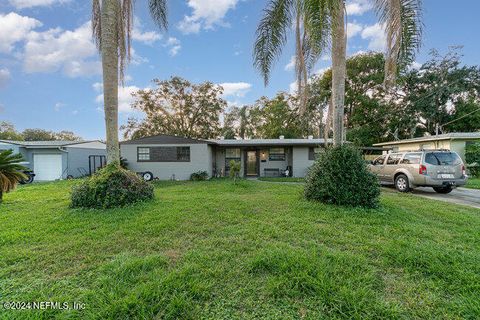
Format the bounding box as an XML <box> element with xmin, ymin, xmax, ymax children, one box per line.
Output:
<box><xmin>253</xmin><ymin>0</ymin><xmax>327</xmax><ymax>118</ymax></box>
<box><xmin>122</xmin><ymin>77</ymin><xmax>227</xmax><ymax>140</ymax></box>
<box><xmin>22</xmin><ymin>129</ymin><xmax>56</xmax><ymax>141</ymax></box>
<box><xmin>0</xmin><ymin>122</ymin><xmax>23</xmax><ymax>141</ymax></box>
<box><xmin>256</xmin><ymin>0</ymin><xmax>423</xmax><ymax>145</ymax></box>
<box><xmin>92</xmin><ymin>0</ymin><xmax>168</xmax><ymax>164</ymax></box>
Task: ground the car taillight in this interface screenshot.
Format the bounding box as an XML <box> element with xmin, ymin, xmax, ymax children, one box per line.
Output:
<box><xmin>462</xmin><ymin>165</ymin><xmax>466</xmax><ymax>176</ymax></box>
<box><xmin>419</xmin><ymin>165</ymin><xmax>427</xmax><ymax>175</ymax></box>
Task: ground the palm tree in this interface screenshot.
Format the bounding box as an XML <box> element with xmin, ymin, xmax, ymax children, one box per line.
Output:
<box><xmin>255</xmin><ymin>0</ymin><xmax>422</xmax><ymax>145</ymax></box>
<box><xmin>0</xmin><ymin>150</ymin><xmax>27</xmax><ymax>204</ymax></box>
<box><xmin>253</xmin><ymin>0</ymin><xmax>327</xmax><ymax>119</ymax></box>
<box><xmin>92</xmin><ymin>0</ymin><xmax>168</xmax><ymax>164</ymax></box>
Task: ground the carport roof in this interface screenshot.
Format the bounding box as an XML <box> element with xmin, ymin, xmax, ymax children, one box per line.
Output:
<box><xmin>373</xmin><ymin>132</ymin><xmax>480</xmax><ymax>146</ymax></box>
<box><xmin>0</xmin><ymin>140</ymin><xmax>101</xmax><ymax>148</ymax></box>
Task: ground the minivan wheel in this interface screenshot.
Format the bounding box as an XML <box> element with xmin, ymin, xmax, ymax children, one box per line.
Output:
<box><xmin>395</xmin><ymin>174</ymin><xmax>410</xmax><ymax>192</ymax></box>
<box><xmin>433</xmin><ymin>186</ymin><xmax>453</xmax><ymax>194</ymax></box>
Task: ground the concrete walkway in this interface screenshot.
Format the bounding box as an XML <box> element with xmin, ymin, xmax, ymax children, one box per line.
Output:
<box><xmin>384</xmin><ymin>186</ymin><xmax>480</xmax><ymax>209</ymax></box>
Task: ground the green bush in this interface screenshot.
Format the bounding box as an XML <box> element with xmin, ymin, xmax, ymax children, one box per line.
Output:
<box><xmin>304</xmin><ymin>145</ymin><xmax>380</xmax><ymax>208</ymax></box>
<box><xmin>465</xmin><ymin>142</ymin><xmax>480</xmax><ymax>177</ymax></box>
<box><xmin>190</xmin><ymin>171</ymin><xmax>209</xmax><ymax>181</ymax></box>
<box><xmin>71</xmin><ymin>163</ymin><xmax>154</xmax><ymax>209</ymax></box>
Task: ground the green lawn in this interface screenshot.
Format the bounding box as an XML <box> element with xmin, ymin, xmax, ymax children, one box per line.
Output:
<box><xmin>1</xmin><ymin>180</ymin><xmax>479</xmax><ymax>319</ymax></box>
<box><xmin>257</xmin><ymin>177</ymin><xmax>305</xmax><ymax>183</ymax></box>
<box><xmin>466</xmin><ymin>177</ymin><xmax>480</xmax><ymax>189</ymax></box>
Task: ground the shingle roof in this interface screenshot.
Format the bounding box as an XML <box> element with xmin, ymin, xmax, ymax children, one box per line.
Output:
<box><xmin>373</xmin><ymin>132</ymin><xmax>480</xmax><ymax>146</ymax></box>
<box><xmin>120</xmin><ymin>134</ymin><xmax>332</xmax><ymax>146</ymax></box>
<box><xmin>120</xmin><ymin>134</ymin><xmax>214</xmax><ymax>145</ymax></box>
<box><xmin>212</xmin><ymin>138</ymin><xmax>331</xmax><ymax>146</ymax></box>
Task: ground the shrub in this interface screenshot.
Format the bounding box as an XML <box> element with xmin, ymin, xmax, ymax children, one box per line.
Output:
<box><xmin>465</xmin><ymin>142</ymin><xmax>480</xmax><ymax>177</ymax></box>
<box><xmin>229</xmin><ymin>160</ymin><xmax>241</xmax><ymax>183</ymax></box>
<box><xmin>0</xmin><ymin>150</ymin><xmax>28</xmax><ymax>204</ymax></box>
<box><xmin>190</xmin><ymin>171</ymin><xmax>209</xmax><ymax>181</ymax></box>
<box><xmin>304</xmin><ymin>145</ymin><xmax>380</xmax><ymax>208</ymax></box>
<box><xmin>71</xmin><ymin>163</ymin><xmax>154</xmax><ymax>209</ymax></box>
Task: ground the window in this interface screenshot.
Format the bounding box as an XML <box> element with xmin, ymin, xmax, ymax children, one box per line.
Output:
<box><xmin>372</xmin><ymin>155</ymin><xmax>386</xmax><ymax>165</ymax></box>
<box><xmin>225</xmin><ymin>148</ymin><xmax>241</xmax><ymax>158</ymax></box>
<box><xmin>177</xmin><ymin>147</ymin><xmax>190</xmax><ymax>161</ymax></box>
<box><xmin>401</xmin><ymin>153</ymin><xmax>422</xmax><ymax>164</ymax></box>
<box><xmin>308</xmin><ymin>147</ymin><xmax>323</xmax><ymax>160</ymax></box>
<box><xmin>425</xmin><ymin>152</ymin><xmax>461</xmax><ymax>166</ymax></box>
<box><xmin>137</xmin><ymin>146</ymin><xmax>190</xmax><ymax>162</ymax></box>
<box><xmin>225</xmin><ymin>148</ymin><xmax>241</xmax><ymax>174</ymax></box>
<box><xmin>138</xmin><ymin>147</ymin><xmax>150</xmax><ymax>161</ymax></box>
<box><xmin>269</xmin><ymin>148</ymin><xmax>285</xmax><ymax>161</ymax></box>
<box><xmin>386</xmin><ymin>153</ymin><xmax>403</xmax><ymax>165</ymax></box>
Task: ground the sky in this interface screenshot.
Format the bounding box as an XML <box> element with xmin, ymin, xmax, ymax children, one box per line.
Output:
<box><xmin>0</xmin><ymin>0</ymin><xmax>479</xmax><ymax>140</ymax></box>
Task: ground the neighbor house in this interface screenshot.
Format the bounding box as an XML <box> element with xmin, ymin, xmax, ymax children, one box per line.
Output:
<box><xmin>0</xmin><ymin>140</ymin><xmax>106</xmax><ymax>181</ymax></box>
<box><xmin>373</xmin><ymin>132</ymin><xmax>480</xmax><ymax>162</ymax></box>
<box><xmin>120</xmin><ymin>134</ymin><xmax>330</xmax><ymax>180</ymax></box>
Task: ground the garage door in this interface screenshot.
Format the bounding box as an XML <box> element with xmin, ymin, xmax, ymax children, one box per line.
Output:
<box><xmin>33</xmin><ymin>154</ymin><xmax>63</xmax><ymax>181</ymax></box>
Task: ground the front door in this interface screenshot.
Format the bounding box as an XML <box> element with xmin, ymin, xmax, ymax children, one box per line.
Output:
<box><xmin>245</xmin><ymin>150</ymin><xmax>259</xmax><ymax>176</ymax></box>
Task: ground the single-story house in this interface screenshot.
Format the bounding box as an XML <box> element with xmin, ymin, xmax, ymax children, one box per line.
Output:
<box><xmin>120</xmin><ymin>134</ymin><xmax>330</xmax><ymax>180</ymax></box>
<box><xmin>373</xmin><ymin>132</ymin><xmax>480</xmax><ymax>162</ymax></box>
<box><xmin>0</xmin><ymin>140</ymin><xmax>106</xmax><ymax>181</ymax></box>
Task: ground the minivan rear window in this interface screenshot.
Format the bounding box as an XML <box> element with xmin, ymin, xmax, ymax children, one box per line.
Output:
<box><xmin>425</xmin><ymin>152</ymin><xmax>461</xmax><ymax>166</ymax></box>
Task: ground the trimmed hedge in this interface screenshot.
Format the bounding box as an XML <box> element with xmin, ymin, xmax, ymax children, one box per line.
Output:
<box><xmin>190</xmin><ymin>171</ymin><xmax>209</xmax><ymax>181</ymax></box>
<box><xmin>71</xmin><ymin>163</ymin><xmax>154</xmax><ymax>209</ymax></box>
<box><xmin>304</xmin><ymin>145</ymin><xmax>380</xmax><ymax>208</ymax></box>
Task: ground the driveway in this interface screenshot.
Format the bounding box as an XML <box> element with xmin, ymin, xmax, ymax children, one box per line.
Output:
<box><xmin>384</xmin><ymin>186</ymin><xmax>480</xmax><ymax>209</ymax></box>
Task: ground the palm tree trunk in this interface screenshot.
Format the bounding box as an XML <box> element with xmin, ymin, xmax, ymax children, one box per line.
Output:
<box><xmin>331</xmin><ymin>1</ymin><xmax>346</xmax><ymax>146</ymax></box>
<box><xmin>101</xmin><ymin>0</ymin><xmax>120</xmax><ymax>164</ymax></box>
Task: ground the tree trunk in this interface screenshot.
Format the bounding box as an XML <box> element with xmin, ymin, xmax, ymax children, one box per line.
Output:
<box><xmin>331</xmin><ymin>1</ymin><xmax>346</xmax><ymax>146</ymax></box>
<box><xmin>101</xmin><ymin>0</ymin><xmax>120</xmax><ymax>164</ymax></box>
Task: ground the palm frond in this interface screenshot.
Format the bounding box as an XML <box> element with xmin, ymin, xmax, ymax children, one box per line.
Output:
<box><xmin>92</xmin><ymin>0</ymin><xmax>101</xmax><ymax>50</ymax></box>
<box><xmin>0</xmin><ymin>150</ymin><xmax>27</xmax><ymax>194</ymax></box>
<box><xmin>149</xmin><ymin>0</ymin><xmax>168</xmax><ymax>31</ymax></box>
<box><xmin>303</xmin><ymin>0</ymin><xmax>333</xmax><ymax>71</ymax></box>
<box><xmin>374</xmin><ymin>0</ymin><xmax>423</xmax><ymax>87</ymax></box>
<box><xmin>253</xmin><ymin>0</ymin><xmax>295</xmax><ymax>86</ymax></box>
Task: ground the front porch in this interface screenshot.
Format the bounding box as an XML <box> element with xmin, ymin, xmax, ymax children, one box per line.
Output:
<box><xmin>214</xmin><ymin>146</ymin><xmax>293</xmax><ymax>178</ymax></box>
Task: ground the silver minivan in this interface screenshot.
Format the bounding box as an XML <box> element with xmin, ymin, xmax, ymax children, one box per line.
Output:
<box><xmin>370</xmin><ymin>150</ymin><xmax>468</xmax><ymax>193</ymax></box>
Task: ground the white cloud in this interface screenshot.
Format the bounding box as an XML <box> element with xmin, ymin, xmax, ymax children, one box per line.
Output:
<box><xmin>164</xmin><ymin>37</ymin><xmax>181</xmax><ymax>56</ymax></box>
<box><xmin>132</xmin><ymin>18</ymin><xmax>162</xmax><ymax>44</ymax></box>
<box><xmin>219</xmin><ymin>82</ymin><xmax>252</xmax><ymax>97</ymax></box>
<box><xmin>23</xmin><ymin>22</ymin><xmax>101</xmax><ymax>77</ymax></box>
<box><xmin>54</xmin><ymin>102</ymin><xmax>65</xmax><ymax>111</ymax></box>
<box><xmin>0</xmin><ymin>12</ymin><xmax>42</xmax><ymax>53</ymax></box>
<box><xmin>8</xmin><ymin>0</ymin><xmax>70</xmax><ymax>9</ymax></box>
<box><xmin>92</xmin><ymin>82</ymin><xmax>103</xmax><ymax>92</ymax></box>
<box><xmin>0</xmin><ymin>68</ymin><xmax>11</xmax><ymax>88</ymax></box>
<box><xmin>321</xmin><ymin>54</ymin><xmax>330</xmax><ymax>61</ymax></box>
<box><xmin>409</xmin><ymin>61</ymin><xmax>422</xmax><ymax>70</ymax></box>
<box><xmin>345</xmin><ymin>0</ymin><xmax>372</xmax><ymax>15</ymax></box>
<box><xmin>361</xmin><ymin>23</ymin><xmax>386</xmax><ymax>51</ymax></box>
<box><xmin>350</xmin><ymin>50</ymin><xmax>367</xmax><ymax>57</ymax></box>
<box><xmin>289</xmin><ymin>81</ymin><xmax>298</xmax><ymax>94</ymax></box>
<box><xmin>177</xmin><ymin>0</ymin><xmax>240</xmax><ymax>34</ymax></box>
<box><xmin>284</xmin><ymin>55</ymin><xmax>296</xmax><ymax>71</ymax></box>
<box><xmin>95</xmin><ymin>85</ymin><xmax>141</xmax><ymax>113</ymax></box>
<box><xmin>347</xmin><ymin>22</ymin><xmax>363</xmax><ymax>39</ymax></box>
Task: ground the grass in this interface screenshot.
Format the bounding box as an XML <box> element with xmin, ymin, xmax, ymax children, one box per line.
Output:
<box><xmin>466</xmin><ymin>177</ymin><xmax>480</xmax><ymax>189</ymax></box>
<box><xmin>257</xmin><ymin>177</ymin><xmax>305</xmax><ymax>182</ymax></box>
<box><xmin>1</xmin><ymin>179</ymin><xmax>479</xmax><ymax>319</ymax></box>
